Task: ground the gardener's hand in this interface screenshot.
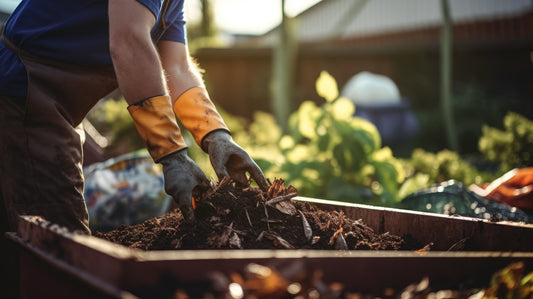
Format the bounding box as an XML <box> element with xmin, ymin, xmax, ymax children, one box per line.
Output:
<box><xmin>202</xmin><ymin>130</ymin><xmax>269</xmax><ymax>191</ymax></box>
<box><xmin>159</xmin><ymin>149</ymin><xmax>210</xmax><ymax>222</ymax></box>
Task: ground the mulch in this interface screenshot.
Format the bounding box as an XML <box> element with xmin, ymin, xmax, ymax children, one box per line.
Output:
<box><xmin>94</xmin><ymin>178</ymin><xmax>413</xmax><ymax>251</ymax></box>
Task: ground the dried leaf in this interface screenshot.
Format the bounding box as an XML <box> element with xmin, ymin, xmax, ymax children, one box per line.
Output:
<box><xmin>264</xmin><ymin>231</ymin><xmax>295</xmax><ymax>249</ymax></box>
<box><xmin>334</xmin><ymin>233</ymin><xmax>348</xmax><ymax>250</ymax></box>
<box><xmin>229</xmin><ymin>232</ymin><xmax>242</xmax><ymax>249</ymax></box>
<box><xmin>256</xmin><ymin>231</ymin><xmax>266</xmax><ymax>242</ymax></box>
<box><xmin>299</xmin><ymin>210</ymin><xmax>312</xmax><ymax>241</ymax></box>
<box><xmin>273</xmin><ymin>201</ymin><xmax>298</xmax><ymax>216</ymax></box>
<box><xmin>244</xmin><ymin>208</ymin><xmax>253</xmax><ymax>228</ymax></box>
<box><xmin>265</xmin><ymin>192</ymin><xmax>298</xmax><ymax>206</ymax></box>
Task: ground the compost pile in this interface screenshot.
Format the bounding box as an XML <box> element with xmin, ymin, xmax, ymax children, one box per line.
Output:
<box><xmin>95</xmin><ymin>178</ymin><xmax>410</xmax><ymax>251</ymax></box>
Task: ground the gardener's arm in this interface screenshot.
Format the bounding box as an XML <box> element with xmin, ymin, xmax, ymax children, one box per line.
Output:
<box><xmin>108</xmin><ymin>0</ymin><xmax>210</xmax><ymax>222</ymax></box>
<box><xmin>108</xmin><ymin>0</ymin><xmax>167</xmax><ymax>104</ymax></box>
<box><xmin>158</xmin><ymin>41</ymin><xmax>269</xmax><ymax>190</ymax></box>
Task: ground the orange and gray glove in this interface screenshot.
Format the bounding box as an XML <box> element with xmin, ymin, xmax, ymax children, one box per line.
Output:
<box><xmin>174</xmin><ymin>87</ymin><xmax>269</xmax><ymax>190</ymax></box>
<box><xmin>128</xmin><ymin>95</ymin><xmax>209</xmax><ymax>221</ymax></box>
<box><xmin>202</xmin><ymin>130</ymin><xmax>269</xmax><ymax>190</ymax></box>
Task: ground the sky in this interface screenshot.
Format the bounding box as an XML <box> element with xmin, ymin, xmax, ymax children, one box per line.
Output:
<box><xmin>0</xmin><ymin>0</ymin><xmax>20</xmax><ymax>12</ymax></box>
<box><xmin>1</xmin><ymin>0</ymin><xmax>321</xmax><ymax>35</ymax></box>
<box><xmin>186</xmin><ymin>0</ymin><xmax>322</xmax><ymax>35</ymax></box>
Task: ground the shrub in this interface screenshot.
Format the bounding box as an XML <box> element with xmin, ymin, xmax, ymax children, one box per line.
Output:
<box><xmin>255</xmin><ymin>71</ymin><xmax>405</xmax><ymax>206</ymax></box>
<box><xmin>479</xmin><ymin>111</ymin><xmax>533</xmax><ymax>172</ymax></box>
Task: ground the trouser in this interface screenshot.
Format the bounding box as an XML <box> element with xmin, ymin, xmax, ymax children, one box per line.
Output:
<box><xmin>0</xmin><ymin>95</ymin><xmax>91</xmax><ymax>233</ymax></box>
<box><xmin>0</xmin><ymin>32</ymin><xmax>117</xmax><ymax>232</ymax></box>
<box><xmin>0</xmin><ymin>94</ymin><xmax>91</xmax><ymax>299</ymax></box>
<box><xmin>0</xmin><ymin>183</ymin><xmax>19</xmax><ymax>299</ymax></box>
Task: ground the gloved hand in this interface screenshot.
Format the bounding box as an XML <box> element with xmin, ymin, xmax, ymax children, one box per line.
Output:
<box><xmin>202</xmin><ymin>130</ymin><xmax>269</xmax><ymax>191</ymax></box>
<box><xmin>173</xmin><ymin>87</ymin><xmax>269</xmax><ymax>190</ymax></box>
<box><xmin>128</xmin><ymin>95</ymin><xmax>203</xmax><ymax>221</ymax></box>
<box><xmin>159</xmin><ymin>149</ymin><xmax>210</xmax><ymax>222</ymax></box>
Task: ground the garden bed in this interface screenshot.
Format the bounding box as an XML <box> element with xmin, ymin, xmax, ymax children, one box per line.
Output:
<box><xmin>8</xmin><ymin>179</ymin><xmax>533</xmax><ymax>298</ymax></box>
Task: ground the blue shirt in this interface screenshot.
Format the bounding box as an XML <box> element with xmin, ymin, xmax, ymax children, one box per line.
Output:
<box><xmin>0</xmin><ymin>0</ymin><xmax>187</xmax><ymax>98</ymax></box>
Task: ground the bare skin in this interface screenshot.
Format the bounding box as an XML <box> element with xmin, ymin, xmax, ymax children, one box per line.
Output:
<box><xmin>108</xmin><ymin>0</ymin><xmax>168</xmax><ymax>104</ymax></box>
<box><xmin>107</xmin><ymin>0</ymin><xmax>269</xmax><ymax>213</ymax></box>
<box><xmin>158</xmin><ymin>41</ymin><xmax>205</xmax><ymax>104</ymax></box>
<box><xmin>109</xmin><ymin>0</ymin><xmax>204</xmax><ymax>105</ymax></box>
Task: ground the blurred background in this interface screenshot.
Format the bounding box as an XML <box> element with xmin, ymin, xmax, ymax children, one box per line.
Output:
<box><xmin>183</xmin><ymin>0</ymin><xmax>533</xmax><ymax>156</ymax></box>
<box><xmin>2</xmin><ymin>0</ymin><xmax>533</xmax><ymax>220</ymax></box>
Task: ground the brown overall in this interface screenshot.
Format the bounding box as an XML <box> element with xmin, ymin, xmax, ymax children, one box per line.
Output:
<box><xmin>0</xmin><ymin>33</ymin><xmax>118</xmax><ymax>234</ymax></box>
<box><xmin>0</xmin><ymin>32</ymin><xmax>119</xmax><ymax>297</ymax></box>
<box><xmin>0</xmin><ymin>3</ymin><xmax>173</xmax><ymax>295</ymax></box>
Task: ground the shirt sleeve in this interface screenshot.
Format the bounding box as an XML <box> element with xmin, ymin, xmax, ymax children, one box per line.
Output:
<box><xmin>135</xmin><ymin>0</ymin><xmax>163</xmax><ymax>19</ymax></box>
<box><xmin>160</xmin><ymin>0</ymin><xmax>187</xmax><ymax>44</ymax></box>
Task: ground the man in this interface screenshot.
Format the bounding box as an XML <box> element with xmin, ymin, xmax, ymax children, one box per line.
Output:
<box><xmin>0</xmin><ymin>0</ymin><xmax>268</xmax><ymax>296</ymax></box>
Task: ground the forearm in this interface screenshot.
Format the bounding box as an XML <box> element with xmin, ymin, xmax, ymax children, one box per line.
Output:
<box><xmin>158</xmin><ymin>40</ymin><xmax>203</xmax><ymax>102</ymax></box>
<box><xmin>158</xmin><ymin>40</ymin><xmax>228</xmax><ymax>148</ymax></box>
<box><xmin>110</xmin><ymin>36</ymin><xmax>167</xmax><ymax>104</ymax></box>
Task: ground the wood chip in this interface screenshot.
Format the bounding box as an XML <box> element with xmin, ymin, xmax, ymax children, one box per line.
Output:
<box><xmin>299</xmin><ymin>210</ymin><xmax>312</xmax><ymax>241</ymax></box>
<box><xmin>265</xmin><ymin>192</ymin><xmax>298</xmax><ymax>206</ymax></box>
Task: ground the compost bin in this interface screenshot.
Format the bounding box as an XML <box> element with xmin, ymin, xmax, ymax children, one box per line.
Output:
<box><xmin>7</xmin><ymin>196</ymin><xmax>533</xmax><ymax>298</ymax></box>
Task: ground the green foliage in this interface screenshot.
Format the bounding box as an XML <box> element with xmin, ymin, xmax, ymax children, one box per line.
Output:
<box><xmin>256</xmin><ymin>71</ymin><xmax>405</xmax><ymax>206</ymax></box>
<box><xmin>479</xmin><ymin>112</ymin><xmax>533</xmax><ymax>172</ymax></box>
<box><xmin>484</xmin><ymin>262</ymin><xmax>533</xmax><ymax>299</ymax></box>
<box><xmin>398</xmin><ymin>148</ymin><xmax>494</xmax><ymax>199</ymax></box>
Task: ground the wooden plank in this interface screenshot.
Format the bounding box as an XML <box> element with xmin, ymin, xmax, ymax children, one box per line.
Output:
<box><xmin>295</xmin><ymin>196</ymin><xmax>533</xmax><ymax>251</ymax></box>
<box><xmin>15</xmin><ymin>215</ymin><xmax>139</xmax><ymax>287</ymax></box>
<box><xmin>11</xmin><ymin>199</ymin><xmax>533</xmax><ymax>296</ymax></box>
<box><xmin>7</xmin><ymin>232</ymin><xmax>138</xmax><ymax>299</ymax></box>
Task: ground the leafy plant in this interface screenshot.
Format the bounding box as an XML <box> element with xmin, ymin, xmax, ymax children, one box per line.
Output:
<box><xmin>483</xmin><ymin>262</ymin><xmax>533</xmax><ymax>299</ymax></box>
<box><xmin>256</xmin><ymin>71</ymin><xmax>405</xmax><ymax>206</ymax></box>
<box><xmin>398</xmin><ymin>148</ymin><xmax>495</xmax><ymax>199</ymax></box>
<box><xmin>479</xmin><ymin>112</ymin><xmax>533</xmax><ymax>172</ymax></box>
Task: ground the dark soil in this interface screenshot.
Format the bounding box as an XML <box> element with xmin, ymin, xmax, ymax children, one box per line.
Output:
<box><xmin>95</xmin><ymin>178</ymin><xmax>413</xmax><ymax>251</ymax></box>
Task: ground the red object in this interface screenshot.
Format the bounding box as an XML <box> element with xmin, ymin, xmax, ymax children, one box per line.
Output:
<box><xmin>473</xmin><ymin>168</ymin><xmax>533</xmax><ymax>212</ymax></box>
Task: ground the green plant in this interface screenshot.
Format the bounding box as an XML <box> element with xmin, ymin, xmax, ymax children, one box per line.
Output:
<box><xmin>479</xmin><ymin>112</ymin><xmax>533</xmax><ymax>172</ymax></box>
<box><xmin>397</xmin><ymin>148</ymin><xmax>495</xmax><ymax>199</ymax></box>
<box><xmin>256</xmin><ymin>71</ymin><xmax>405</xmax><ymax>206</ymax></box>
<box><xmin>483</xmin><ymin>262</ymin><xmax>533</xmax><ymax>299</ymax></box>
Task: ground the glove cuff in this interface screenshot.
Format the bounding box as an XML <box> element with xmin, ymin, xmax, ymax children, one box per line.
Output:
<box><xmin>128</xmin><ymin>95</ymin><xmax>187</xmax><ymax>162</ymax></box>
<box><xmin>173</xmin><ymin>87</ymin><xmax>229</xmax><ymax>147</ymax></box>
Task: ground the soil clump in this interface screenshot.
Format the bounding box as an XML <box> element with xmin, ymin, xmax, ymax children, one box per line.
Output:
<box><xmin>95</xmin><ymin>178</ymin><xmax>413</xmax><ymax>251</ymax></box>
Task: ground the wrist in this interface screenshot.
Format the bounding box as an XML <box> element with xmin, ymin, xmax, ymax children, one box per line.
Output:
<box><xmin>158</xmin><ymin>148</ymin><xmax>188</xmax><ymax>165</ymax></box>
<box><xmin>173</xmin><ymin>87</ymin><xmax>229</xmax><ymax>147</ymax></box>
<box><xmin>201</xmin><ymin>129</ymin><xmax>232</xmax><ymax>152</ymax></box>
